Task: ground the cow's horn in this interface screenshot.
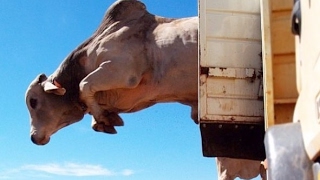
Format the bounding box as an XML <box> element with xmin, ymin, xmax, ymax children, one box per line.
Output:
<box><xmin>44</xmin><ymin>81</ymin><xmax>66</xmax><ymax>95</ymax></box>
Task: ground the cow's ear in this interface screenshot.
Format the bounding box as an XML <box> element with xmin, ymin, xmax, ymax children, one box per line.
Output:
<box><xmin>44</xmin><ymin>81</ymin><xmax>66</xmax><ymax>95</ymax></box>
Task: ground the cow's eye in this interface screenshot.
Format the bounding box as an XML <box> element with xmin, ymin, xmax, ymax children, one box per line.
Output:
<box><xmin>30</xmin><ymin>98</ymin><xmax>38</xmax><ymax>109</ymax></box>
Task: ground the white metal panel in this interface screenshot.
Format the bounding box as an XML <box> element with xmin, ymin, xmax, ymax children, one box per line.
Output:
<box><xmin>205</xmin><ymin>40</ymin><xmax>262</xmax><ymax>68</ymax></box>
<box><xmin>205</xmin><ymin>14</ymin><xmax>261</xmax><ymax>40</ymax></box>
<box><xmin>208</xmin><ymin>67</ymin><xmax>256</xmax><ymax>79</ymax></box>
<box><xmin>199</xmin><ymin>0</ymin><xmax>263</xmax><ymax>124</ymax></box>
<box><xmin>206</xmin><ymin>77</ymin><xmax>262</xmax><ymax>99</ymax></box>
<box><xmin>205</xmin><ymin>0</ymin><xmax>260</xmax><ymax>13</ymax></box>
<box><xmin>200</xmin><ymin>0</ymin><xmax>262</xmax><ymax>68</ymax></box>
<box><xmin>207</xmin><ymin>98</ymin><xmax>263</xmax><ymax>116</ymax></box>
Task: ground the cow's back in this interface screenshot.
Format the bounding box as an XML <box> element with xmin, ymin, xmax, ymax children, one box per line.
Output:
<box><xmin>146</xmin><ymin>17</ymin><xmax>198</xmax><ymax>97</ymax></box>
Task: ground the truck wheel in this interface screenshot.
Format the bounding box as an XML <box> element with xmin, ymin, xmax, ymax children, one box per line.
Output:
<box><xmin>264</xmin><ymin>122</ymin><xmax>313</xmax><ymax>180</ymax></box>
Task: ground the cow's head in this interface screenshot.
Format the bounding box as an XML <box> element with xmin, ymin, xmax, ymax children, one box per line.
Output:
<box><xmin>26</xmin><ymin>74</ymin><xmax>85</xmax><ymax>145</ymax></box>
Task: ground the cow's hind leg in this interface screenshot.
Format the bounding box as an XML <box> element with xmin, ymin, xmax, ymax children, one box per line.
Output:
<box><xmin>190</xmin><ymin>102</ymin><xmax>198</xmax><ymax>124</ymax></box>
<box><xmin>80</xmin><ymin>60</ymin><xmax>142</xmax><ymax>133</ymax></box>
<box><xmin>180</xmin><ymin>101</ymin><xmax>198</xmax><ymax>124</ymax></box>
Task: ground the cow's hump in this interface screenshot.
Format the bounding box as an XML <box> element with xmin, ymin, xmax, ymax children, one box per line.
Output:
<box><xmin>105</xmin><ymin>0</ymin><xmax>147</xmax><ymax>22</ymax></box>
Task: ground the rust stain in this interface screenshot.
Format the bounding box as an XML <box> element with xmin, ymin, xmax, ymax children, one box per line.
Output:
<box><xmin>222</xmin><ymin>86</ymin><xmax>226</xmax><ymax>94</ymax></box>
<box><xmin>250</xmin><ymin>71</ymin><xmax>256</xmax><ymax>83</ymax></box>
<box><xmin>220</xmin><ymin>101</ymin><xmax>234</xmax><ymax>112</ymax></box>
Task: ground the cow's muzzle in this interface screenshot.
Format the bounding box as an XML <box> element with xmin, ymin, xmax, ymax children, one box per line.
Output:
<box><xmin>31</xmin><ymin>134</ymin><xmax>50</xmax><ymax>145</ymax></box>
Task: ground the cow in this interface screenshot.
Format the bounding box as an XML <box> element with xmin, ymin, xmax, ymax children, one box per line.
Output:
<box><xmin>216</xmin><ymin>157</ymin><xmax>266</xmax><ymax>180</ymax></box>
<box><xmin>25</xmin><ymin>0</ymin><xmax>265</xmax><ymax>179</ymax></box>
<box><xmin>26</xmin><ymin>0</ymin><xmax>198</xmax><ymax>144</ymax></box>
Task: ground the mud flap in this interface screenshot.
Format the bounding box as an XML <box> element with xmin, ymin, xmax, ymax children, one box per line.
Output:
<box><xmin>264</xmin><ymin>122</ymin><xmax>313</xmax><ymax>180</ymax></box>
<box><xmin>200</xmin><ymin>122</ymin><xmax>265</xmax><ymax>161</ymax></box>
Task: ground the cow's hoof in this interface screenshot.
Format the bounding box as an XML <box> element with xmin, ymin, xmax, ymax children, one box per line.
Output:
<box><xmin>92</xmin><ymin>123</ymin><xmax>117</xmax><ymax>134</ymax></box>
<box><xmin>108</xmin><ymin>112</ymin><xmax>124</xmax><ymax>126</ymax></box>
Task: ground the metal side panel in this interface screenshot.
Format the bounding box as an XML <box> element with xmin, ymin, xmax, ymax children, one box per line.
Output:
<box><xmin>198</xmin><ymin>0</ymin><xmax>265</xmax><ymax>159</ymax></box>
<box><xmin>199</xmin><ymin>0</ymin><xmax>264</xmax><ymax>125</ymax></box>
<box><xmin>199</xmin><ymin>0</ymin><xmax>262</xmax><ymax>68</ymax></box>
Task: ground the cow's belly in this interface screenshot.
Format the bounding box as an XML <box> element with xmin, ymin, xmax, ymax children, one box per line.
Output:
<box><xmin>95</xmin><ymin>87</ymin><xmax>156</xmax><ymax>113</ymax></box>
<box><xmin>94</xmin><ymin>80</ymin><xmax>197</xmax><ymax>113</ymax></box>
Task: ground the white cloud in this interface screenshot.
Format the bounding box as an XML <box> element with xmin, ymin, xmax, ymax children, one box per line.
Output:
<box><xmin>22</xmin><ymin>163</ymin><xmax>115</xmax><ymax>177</ymax></box>
<box><xmin>0</xmin><ymin>162</ymin><xmax>135</xmax><ymax>178</ymax></box>
<box><xmin>121</xmin><ymin>169</ymin><xmax>135</xmax><ymax>176</ymax></box>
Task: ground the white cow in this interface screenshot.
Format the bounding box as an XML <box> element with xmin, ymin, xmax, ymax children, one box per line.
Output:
<box><xmin>25</xmin><ymin>0</ymin><xmax>265</xmax><ymax>179</ymax></box>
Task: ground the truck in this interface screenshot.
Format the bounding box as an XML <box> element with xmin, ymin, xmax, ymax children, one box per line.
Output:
<box><xmin>198</xmin><ymin>0</ymin><xmax>320</xmax><ymax>179</ymax></box>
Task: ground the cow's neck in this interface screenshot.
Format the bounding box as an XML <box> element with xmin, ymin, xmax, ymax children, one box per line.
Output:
<box><xmin>53</xmin><ymin>50</ymin><xmax>88</xmax><ymax>102</ymax></box>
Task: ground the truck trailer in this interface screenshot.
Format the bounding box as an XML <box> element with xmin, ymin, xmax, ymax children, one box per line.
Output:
<box><xmin>198</xmin><ymin>0</ymin><xmax>320</xmax><ymax>179</ymax></box>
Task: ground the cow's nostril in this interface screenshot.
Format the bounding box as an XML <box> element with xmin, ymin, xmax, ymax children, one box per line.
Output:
<box><xmin>31</xmin><ymin>135</ymin><xmax>37</xmax><ymax>144</ymax></box>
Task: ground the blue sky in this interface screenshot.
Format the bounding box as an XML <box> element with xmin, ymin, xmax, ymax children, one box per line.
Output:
<box><xmin>0</xmin><ymin>1</ymin><xmax>221</xmax><ymax>179</ymax></box>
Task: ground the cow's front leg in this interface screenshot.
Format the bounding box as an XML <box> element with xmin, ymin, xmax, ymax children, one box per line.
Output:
<box><xmin>91</xmin><ymin>116</ymin><xmax>116</xmax><ymax>134</ymax></box>
<box><xmin>86</xmin><ymin>99</ymin><xmax>117</xmax><ymax>133</ymax></box>
<box><xmin>91</xmin><ymin>111</ymin><xmax>124</xmax><ymax>134</ymax></box>
<box><xmin>80</xmin><ymin>60</ymin><xmax>141</xmax><ymax>133</ymax></box>
<box><xmin>90</xmin><ymin>113</ymin><xmax>124</xmax><ymax>134</ymax></box>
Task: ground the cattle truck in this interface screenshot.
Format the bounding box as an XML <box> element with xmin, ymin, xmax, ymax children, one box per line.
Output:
<box><xmin>198</xmin><ymin>0</ymin><xmax>320</xmax><ymax>179</ymax></box>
